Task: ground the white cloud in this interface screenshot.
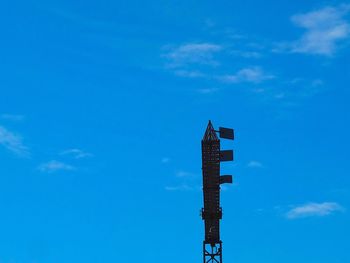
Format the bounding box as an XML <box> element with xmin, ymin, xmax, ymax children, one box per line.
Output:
<box><xmin>285</xmin><ymin>5</ymin><xmax>350</xmax><ymax>55</ymax></box>
<box><xmin>38</xmin><ymin>160</ymin><xmax>75</xmax><ymax>173</ymax></box>
<box><xmin>286</xmin><ymin>202</ymin><xmax>344</xmax><ymax>219</ymax></box>
<box><xmin>166</xmin><ymin>170</ymin><xmax>199</xmax><ymax>191</ymax></box>
<box><xmin>165</xmin><ymin>184</ymin><xmax>193</xmax><ymax>191</ymax></box>
<box><xmin>164</xmin><ymin>43</ymin><xmax>222</xmax><ymax>67</ymax></box>
<box><xmin>61</xmin><ymin>148</ymin><xmax>93</xmax><ymax>159</ymax></box>
<box><xmin>0</xmin><ymin>125</ymin><xmax>29</xmax><ymax>157</ymax></box>
<box><xmin>221</xmin><ymin>67</ymin><xmax>275</xmax><ymax>84</ymax></box>
<box><xmin>247</xmin><ymin>160</ymin><xmax>263</xmax><ymax>168</ymax></box>
<box><xmin>174</xmin><ymin>70</ymin><xmax>206</xmax><ymax>78</ymax></box>
<box><xmin>197</xmin><ymin>88</ymin><xmax>219</xmax><ymax>94</ymax></box>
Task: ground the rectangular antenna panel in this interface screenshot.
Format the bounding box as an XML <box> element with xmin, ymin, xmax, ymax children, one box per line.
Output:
<box><xmin>219</xmin><ymin>127</ymin><xmax>234</xmax><ymax>140</ymax></box>
<box><xmin>220</xmin><ymin>150</ymin><xmax>233</xmax><ymax>161</ymax></box>
<box><xmin>220</xmin><ymin>175</ymin><xmax>233</xmax><ymax>184</ymax></box>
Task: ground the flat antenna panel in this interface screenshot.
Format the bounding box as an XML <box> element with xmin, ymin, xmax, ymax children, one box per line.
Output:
<box><xmin>220</xmin><ymin>150</ymin><xmax>233</xmax><ymax>162</ymax></box>
<box><xmin>219</xmin><ymin>127</ymin><xmax>234</xmax><ymax>140</ymax></box>
<box><xmin>220</xmin><ymin>175</ymin><xmax>233</xmax><ymax>184</ymax></box>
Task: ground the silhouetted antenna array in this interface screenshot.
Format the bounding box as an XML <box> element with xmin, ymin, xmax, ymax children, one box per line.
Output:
<box><xmin>201</xmin><ymin>121</ymin><xmax>234</xmax><ymax>263</ymax></box>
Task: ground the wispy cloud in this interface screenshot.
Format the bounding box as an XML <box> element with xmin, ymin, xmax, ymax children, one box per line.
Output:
<box><xmin>229</xmin><ymin>50</ymin><xmax>263</xmax><ymax>58</ymax></box>
<box><xmin>165</xmin><ymin>184</ymin><xmax>194</xmax><ymax>191</ymax></box>
<box><xmin>175</xmin><ymin>170</ymin><xmax>195</xmax><ymax>177</ymax></box>
<box><xmin>278</xmin><ymin>5</ymin><xmax>350</xmax><ymax>56</ymax></box>
<box><xmin>248</xmin><ymin>77</ymin><xmax>326</xmax><ymax>107</ymax></box>
<box><xmin>38</xmin><ymin>160</ymin><xmax>75</xmax><ymax>173</ymax></box>
<box><xmin>173</xmin><ymin>70</ymin><xmax>206</xmax><ymax>78</ymax></box>
<box><xmin>286</xmin><ymin>202</ymin><xmax>345</xmax><ymax>219</ymax></box>
<box><xmin>220</xmin><ymin>67</ymin><xmax>275</xmax><ymax>84</ymax></box>
<box><xmin>160</xmin><ymin>16</ymin><xmax>328</xmax><ymax>104</ymax></box>
<box><xmin>197</xmin><ymin>88</ymin><xmax>219</xmax><ymax>94</ymax></box>
<box><xmin>161</xmin><ymin>157</ymin><xmax>170</xmax><ymax>163</ymax></box>
<box><xmin>163</xmin><ymin>43</ymin><xmax>222</xmax><ymax>68</ymax></box>
<box><xmin>165</xmin><ymin>170</ymin><xmax>199</xmax><ymax>191</ymax></box>
<box><xmin>247</xmin><ymin>160</ymin><xmax>263</xmax><ymax>168</ymax></box>
<box><xmin>61</xmin><ymin>148</ymin><xmax>93</xmax><ymax>159</ymax></box>
<box><xmin>1</xmin><ymin>114</ymin><xmax>25</xmax><ymax>122</ymax></box>
<box><xmin>0</xmin><ymin>126</ymin><xmax>29</xmax><ymax>157</ymax></box>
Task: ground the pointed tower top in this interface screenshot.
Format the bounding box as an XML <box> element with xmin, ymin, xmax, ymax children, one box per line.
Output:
<box><xmin>202</xmin><ymin>120</ymin><xmax>219</xmax><ymax>141</ymax></box>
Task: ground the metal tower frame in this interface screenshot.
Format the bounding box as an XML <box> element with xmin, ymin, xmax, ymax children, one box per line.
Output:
<box><xmin>201</xmin><ymin>121</ymin><xmax>234</xmax><ymax>263</ymax></box>
<box><xmin>203</xmin><ymin>241</ymin><xmax>222</xmax><ymax>263</ymax></box>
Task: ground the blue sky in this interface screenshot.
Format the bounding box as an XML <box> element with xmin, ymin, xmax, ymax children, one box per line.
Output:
<box><xmin>0</xmin><ymin>1</ymin><xmax>350</xmax><ymax>262</ymax></box>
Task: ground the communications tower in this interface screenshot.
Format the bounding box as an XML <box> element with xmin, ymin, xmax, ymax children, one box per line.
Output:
<box><xmin>201</xmin><ymin>121</ymin><xmax>234</xmax><ymax>263</ymax></box>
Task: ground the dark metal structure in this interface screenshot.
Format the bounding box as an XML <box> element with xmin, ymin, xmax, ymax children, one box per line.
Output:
<box><xmin>201</xmin><ymin>121</ymin><xmax>234</xmax><ymax>263</ymax></box>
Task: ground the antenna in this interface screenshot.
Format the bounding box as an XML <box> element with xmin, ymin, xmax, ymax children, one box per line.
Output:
<box><xmin>218</xmin><ymin>127</ymin><xmax>234</xmax><ymax>140</ymax></box>
<box><xmin>201</xmin><ymin>120</ymin><xmax>234</xmax><ymax>263</ymax></box>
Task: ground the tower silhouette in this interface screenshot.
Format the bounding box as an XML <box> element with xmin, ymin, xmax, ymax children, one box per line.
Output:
<box><xmin>201</xmin><ymin>121</ymin><xmax>234</xmax><ymax>263</ymax></box>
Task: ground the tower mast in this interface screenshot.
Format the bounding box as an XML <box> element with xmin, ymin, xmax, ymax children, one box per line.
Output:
<box><xmin>201</xmin><ymin>121</ymin><xmax>234</xmax><ymax>263</ymax></box>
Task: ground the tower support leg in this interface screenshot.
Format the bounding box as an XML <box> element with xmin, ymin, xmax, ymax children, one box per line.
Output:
<box><xmin>203</xmin><ymin>241</ymin><xmax>222</xmax><ymax>263</ymax></box>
